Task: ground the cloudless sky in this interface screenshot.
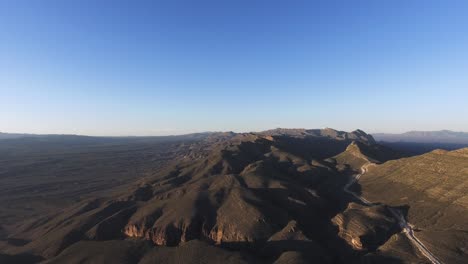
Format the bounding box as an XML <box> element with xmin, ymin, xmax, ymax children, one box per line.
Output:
<box><xmin>1</xmin><ymin>0</ymin><xmax>467</xmax><ymax>136</ymax></box>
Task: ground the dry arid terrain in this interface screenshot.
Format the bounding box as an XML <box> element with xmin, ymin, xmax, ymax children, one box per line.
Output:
<box><xmin>0</xmin><ymin>129</ymin><xmax>466</xmax><ymax>264</ymax></box>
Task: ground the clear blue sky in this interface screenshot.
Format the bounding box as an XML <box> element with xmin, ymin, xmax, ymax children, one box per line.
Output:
<box><xmin>1</xmin><ymin>0</ymin><xmax>467</xmax><ymax>136</ymax></box>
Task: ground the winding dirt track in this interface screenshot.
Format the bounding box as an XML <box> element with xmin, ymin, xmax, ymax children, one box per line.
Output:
<box><xmin>343</xmin><ymin>164</ymin><xmax>443</xmax><ymax>264</ymax></box>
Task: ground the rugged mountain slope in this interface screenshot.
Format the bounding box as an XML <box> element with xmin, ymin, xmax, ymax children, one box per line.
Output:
<box><xmin>332</xmin><ymin>203</ymin><xmax>399</xmax><ymax>251</ymax></box>
<box><xmin>0</xmin><ymin>129</ymin><xmax>379</xmax><ymax>263</ymax></box>
<box><xmin>43</xmin><ymin>240</ymin><xmax>252</xmax><ymax>264</ymax></box>
<box><xmin>333</xmin><ymin>140</ymin><xmax>400</xmax><ymax>171</ymax></box>
<box><xmin>359</xmin><ymin>148</ymin><xmax>468</xmax><ymax>263</ymax></box>
<box><xmin>1</xmin><ymin>128</ymin><xmax>466</xmax><ymax>264</ymax></box>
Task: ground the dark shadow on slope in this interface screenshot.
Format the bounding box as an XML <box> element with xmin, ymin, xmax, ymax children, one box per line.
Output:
<box><xmin>313</xmin><ymin>160</ymin><xmax>410</xmax><ymax>261</ymax></box>
<box><xmin>260</xmin><ymin>240</ymin><xmax>332</xmax><ymax>263</ymax></box>
<box><xmin>221</xmin><ymin>139</ymin><xmax>273</xmax><ymax>174</ymax></box>
<box><xmin>0</xmin><ymin>253</ymin><xmax>44</xmax><ymax>264</ymax></box>
<box><xmin>340</xmin><ymin>178</ymin><xmax>413</xmax><ymax>254</ymax></box>
<box><xmin>361</xmin><ymin>253</ymin><xmax>406</xmax><ymax>264</ymax></box>
<box><xmin>249</xmin><ymin>187</ymin><xmax>362</xmax><ymax>263</ymax></box>
<box><xmin>379</xmin><ymin>141</ymin><xmax>468</xmax><ymax>156</ymax></box>
<box><xmin>350</xmin><ymin>180</ymin><xmax>411</xmax><ymax>221</ymax></box>
<box><xmin>186</xmin><ymin>192</ymin><xmax>220</xmax><ymax>243</ymax></box>
<box><xmin>272</xmin><ymin>136</ymin><xmax>352</xmax><ymax>161</ymax></box>
<box><xmin>3</xmin><ymin>238</ymin><xmax>31</xmax><ymax>246</ymax></box>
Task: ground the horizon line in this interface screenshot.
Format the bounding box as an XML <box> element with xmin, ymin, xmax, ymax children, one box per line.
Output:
<box><xmin>1</xmin><ymin>128</ymin><xmax>467</xmax><ymax>138</ymax></box>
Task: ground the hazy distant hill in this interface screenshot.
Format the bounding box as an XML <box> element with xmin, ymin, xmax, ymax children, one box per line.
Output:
<box><xmin>373</xmin><ymin>130</ymin><xmax>468</xmax><ymax>144</ymax></box>
<box><xmin>0</xmin><ymin>132</ymin><xmax>38</xmax><ymax>140</ymax></box>
<box><xmin>0</xmin><ymin>132</ymin><xmax>212</xmax><ymax>141</ymax></box>
<box><xmin>372</xmin><ymin>130</ymin><xmax>468</xmax><ymax>155</ymax></box>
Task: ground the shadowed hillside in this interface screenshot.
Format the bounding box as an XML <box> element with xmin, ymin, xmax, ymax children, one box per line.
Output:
<box><xmin>0</xmin><ymin>129</ymin><xmax>466</xmax><ymax>263</ymax></box>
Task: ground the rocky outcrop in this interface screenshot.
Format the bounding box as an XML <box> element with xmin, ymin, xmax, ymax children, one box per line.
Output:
<box><xmin>332</xmin><ymin>203</ymin><xmax>399</xmax><ymax>251</ymax></box>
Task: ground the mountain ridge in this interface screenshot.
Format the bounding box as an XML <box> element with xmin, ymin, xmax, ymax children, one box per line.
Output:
<box><xmin>0</xmin><ymin>128</ymin><xmax>465</xmax><ymax>264</ymax></box>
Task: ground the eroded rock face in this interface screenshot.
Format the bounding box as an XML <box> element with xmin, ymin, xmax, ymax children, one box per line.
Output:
<box><xmin>208</xmin><ymin>224</ymin><xmax>254</xmax><ymax>245</ymax></box>
<box><xmin>332</xmin><ymin>203</ymin><xmax>399</xmax><ymax>251</ymax></box>
<box><xmin>123</xmin><ymin>224</ymin><xmax>146</xmax><ymax>239</ymax></box>
<box><xmin>124</xmin><ymin>224</ymin><xmax>186</xmax><ymax>246</ymax></box>
<box><xmin>125</xmin><ymin>218</ymin><xmax>276</xmax><ymax>247</ymax></box>
<box><xmin>332</xmin><ymin>215</ymin><xmax>364</xmax><ymax>250</ymax></box>
<box><xmin>148</xmin><ymin>226</ymin><xmax>184</xmax><ymax>246</ymax></box>
<box><xmin>122</xmin><ymin>182</ymin><xmax>285</xmax><ymax>247</ymax></box>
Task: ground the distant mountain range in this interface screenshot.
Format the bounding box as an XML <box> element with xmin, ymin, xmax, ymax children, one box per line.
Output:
<box><xmin>0</xmin><ymin>132</ymin><xmax>211</xmax><ymax>142</ymax></box>
<box><xmin>0</xmin><ymin>132</ymin><xmax>42</xmax><ymax>140</ymax></box>
<box><xmin>3</xmin><ymin>129</ymin><xmax>468</xmax><ymax>145</ymax></box>
<box><xmin>373</xmin><ymin>130</ymin><xmax>468</xmax><ymax>144</ymax></box>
